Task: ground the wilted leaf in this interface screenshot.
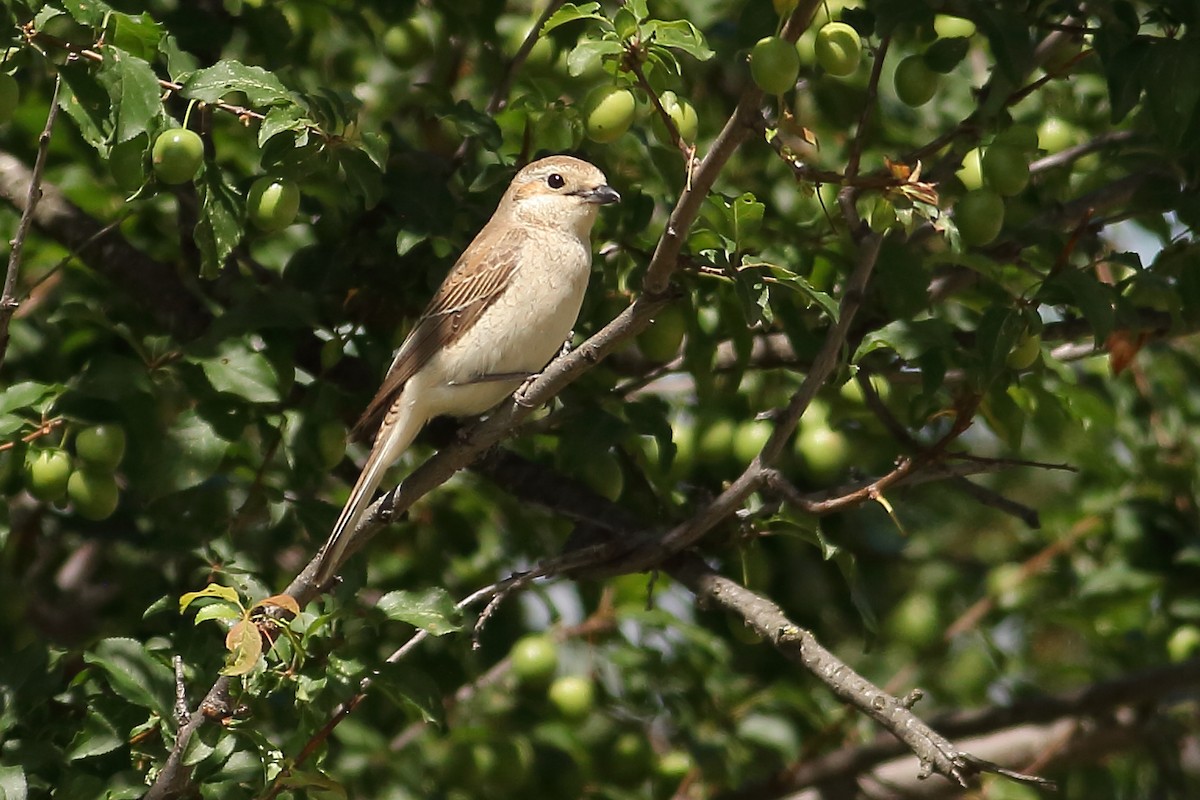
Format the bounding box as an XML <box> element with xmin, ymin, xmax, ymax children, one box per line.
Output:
<box><xmin>222</xmin><ymin>619</ymin><xmax>263</xmax><ymax>676</ymax></box>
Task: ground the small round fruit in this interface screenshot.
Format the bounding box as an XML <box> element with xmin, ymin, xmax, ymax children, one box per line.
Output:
<box><xmin>772</xmin><ymin>0</ymin><xmax>798</xmax><ymax>15</ymax></box>
<box><xmin>750</xmin><ymin>36</ymin><xmax>801</xmax><ymax>95</ymax></box>
<box><xmin>886</xmin><ymin>592</ymin><xmax>941</xmax><ymax>649</ymax></box>
<box><xmin>933</xmin><ymin>14</ymin><xmax>976</xmax><ymax>39</ymax></box>
<box><xmin>510</xmin><ymin>635</ymin><xmax>558</xmax><ymax>685</ymax></box>
<box><xmin>696</xmin><ymin>418</ymin><xmax>736</xmax><ymax>468</ymax></box>
<box><xmin>657</xmin><ymin>750</ymin><xmax>694</xmax><ymax>782</ymax></box>
<box><xmin>110</xmin><ymin>136</ymin><xmax>147</xmax><ymax>192</ymax></box>
<box><xmin>994</xmin><ymin>124</ymin><xmax>1039</xmax><ymax>154</ymax></box>
<box><xmin>75</xmin><ymin>424</ymin><xmax>127</xmax><ymax>471</ymax></box>
<box><xmin>636</xmin><ymin>303</ymin><xmax>687</xmax><ymax>362</ymax></box>
<box><xmin>26</xmin><ymin>450</ymin><xmax>72</xmax><ymax>502</ymax></box>
<box><xmin>796</xmin><ymin>424</ymin><xmax>850</xmax><ymax>483</ymax></box>
<box><xmin>247</xmin><ymin>177</ymin><xmax>301</xmax><ymax>232</ymax></box>
<box><xmin>893</xmin><ymin>56</ymin><xmax>938</xmax><ymax>107</ymax></box>
<box><xmin>1037</xmin><ymin>117</ymin><xmax>1074</xmax><ymax>152</ymax></box>
<box><xmin>0</xmin><ymin>74</ymin><xmax>19</xmax><ymax>124</ymax></box>
<box><xmin>981</xmin><ymin>145</ymin><xmax>1030</xmax><ymax>196</ymax></box>
<box><xmin>956</xmin><ymin>148</ymin><xmax>983</xmax><ymax>190</ymax></box>
<box><xmin>814</xmin><ymin>23</ymin><xmax>861</xmax><ymax>77</ymax></box>
<box><xmin>1006</xmin><ymin>331</ymin><xmax>1041</xmax><ymax>370</ymax></box>
<box><xmin>68</xmin><ymin>470</ymin><xmax>120</xmax><ymax>521</ymax></box>
<box><xmin>151</xmin><ymin>129</ymin><xmax>204</xmax><ymax>185</ymax></box>
<box><xmin>1168</xmin><ymin>625</ymin><xmax>1200</xmax><ymax>663</ymax></box>
<box><xmin>955</xmin><ymin>189</ymin><xmax>1005</xmax><ymax>247</ymax></box>
<box><xmin>732</xmin><ymin>419</ymin><xmax>773</xmax><ymax>465</ymax></box>
<box><xmin>382</xmin><ymin>18</ymin><xmax>432</xmax><ymax>67</ymax></box>
<box><xmin>608</xmin><ymin>731</ymin><xmax>654</xmax><ymax>786</ymax></box>
<box><xmin>548</xmin><ymin>675</ymin><xmax>595</xmax><ymax>719</ymax></box>
<box><xmin>584</xmin><ymin>85</ymin><xmax>636</xmax><ymax>143</ymax></box>
<box><xmin>652</xmin><ymin>91</ymin><xmax>699</xmax><ymax>145</ymax></box>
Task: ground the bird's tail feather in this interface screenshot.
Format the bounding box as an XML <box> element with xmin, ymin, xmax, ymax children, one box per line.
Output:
<box><xmin>315</xmin><ymin>401</ymin><xmax>420</xmax><ymax>584</ymax></box>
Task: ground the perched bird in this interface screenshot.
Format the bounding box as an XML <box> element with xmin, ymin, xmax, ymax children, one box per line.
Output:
<box><xmin>316</xmin><ymin>155</ymin><xmax>620</xmax><ymax>583</ymax></box>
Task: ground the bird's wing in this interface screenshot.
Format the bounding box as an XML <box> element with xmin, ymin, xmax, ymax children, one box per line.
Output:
<box><xmin>350</xmin><ymin>226</ymin><xmax>525</xmax><ymax>441</ymax></box>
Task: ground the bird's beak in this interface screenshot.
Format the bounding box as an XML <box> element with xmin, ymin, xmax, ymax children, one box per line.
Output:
<box><xmin>581</xmin><ymin>184</ymin><xmax>621</xmax><ymax>205</ymax></box>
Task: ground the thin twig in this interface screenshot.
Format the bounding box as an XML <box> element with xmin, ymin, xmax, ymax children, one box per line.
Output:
<box><xmin>0</xmin><ymin>75</ymin><xmax>61</xmax><ymax>368</ymax></box>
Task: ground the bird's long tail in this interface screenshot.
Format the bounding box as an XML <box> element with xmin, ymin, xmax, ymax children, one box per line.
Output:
<box><xmin>315</xmin><ymin>399</ymin><xmax>421</xmax><ymax>585</ymax></box>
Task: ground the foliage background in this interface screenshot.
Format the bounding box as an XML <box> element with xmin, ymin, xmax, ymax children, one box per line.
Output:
<box><xmin>1</xmin><ymin>0</ymin><xmax>1199</xmax><ymax>798</ymax></box>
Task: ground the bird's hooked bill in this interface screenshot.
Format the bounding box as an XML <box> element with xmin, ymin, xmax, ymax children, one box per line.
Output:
<box><xmin>580</xmin><ymin>184</ymin><xmax>621</xmax><ymax>205</ymax></box>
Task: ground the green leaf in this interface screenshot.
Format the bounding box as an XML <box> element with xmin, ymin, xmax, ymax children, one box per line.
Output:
<box><xmin>1144</xmin><ymin>39</ymin><xmax>1200</xmax><ymax>149</ymax></box>
<box><xmin>853</xmin><ymin>318</ymin><xmax>956</xmax><ymax>362</ymax></box>
<box><xmin>357</xmin><ymin>131</ymin><xmax>389</xmax><ymax>172</ymax></box>
<box><xmin>923</xmin><ymin>36</ymin><xmax>970</xmax><ymax>73</ymax></box>
<box><xmin>58</xmin><ymin>61</ymin><xmax>111</xmax><ymax>152</ymax></box>
<box><xmin>180</xmin><ymin>60</ymin><xmax>293</xmax><ymax>106</ymax></box>
<box><xmin>1041</xmin><ymin>269</ymin><xmax>1116</xmax><ymax>344</ymax></box>
<box><xmin>566</xmin><ymin>38</ymin><xmax>624</xmax><ymax>77</ymax></box>
<box><xmin>541</xmin><ymin>3</ymin><xmax>606</xmax><ymax>36</ymax></box>
<box><xmin>731</xmin><ymin>192</ymin><xmax>764</xmax><ymax>246</ymax></box>
<box><xmin>159</xmin><ymin>34</ymin><xmax>199</xmax><ymax>81</ymax></box>
<box><xmin>194</xmin><ymin>168</ymin><xmax>243</xmax><ymax>279</ymax></box>
<box><xmin>180</xmin><ymin>583</ymin><xmax>242</xmax><ymax>612</ymax></box>
<box><xmin>257</xmin><ymin>105</ymin><xmax>311</xmax><ymax>149</ymax></box>
<box><xmin>0</xmin><ymin>766</ymin><xmax>26</xmax><ymax>800</ymax></box>
<box><xmin>336</xmin><ymin>147</ymin><xmax>384</xmax><ymax>209</ymax></box>
<box><xmin>641</xmin><ymin>19</ymin><xmax>714</xmax><ymax>61</ymax></box>
<box><xmin>754</xmin><ymin>263</ymin><xmax>839</xmax><ymax>320</ymax></box>
<box><xmin>372</xmin><ymin>663</ymin><xmax>444</xmax><ymax>726</ymax></box>
<box><xmin>199</xmin><ymin>341</ymin><xmax>281</xmax><ymax>404</ymax></box>
<box><xmin>63</xmin><ymin>0</ymin><xmax>111</xmax><ymax>26</ymax></box>
<box><xmin>0</xmin><ymin>382</ymin><xmax>58</xmax><ymax>416</ymax></box>
<box><xmin>83</xmin><ymin>637</ymin><xmax>174</xmax><ymax>719</ymax></box>
<box><xmin>377</xmin><ymin>588</ymin><xmax>462</xmax><ymax>635</ymax></box>
<box><xmin>193</xmin><ymin>604</ymin><xmax>245</xmax><ymax>626</ymax></box>
<box><xmin>67</xmin><ymin>709</ymin><xmax>123</xmax><ymax>761</ymax></box>
<box><xmin>105</xmin><ymin>12</ymin><xmax>163</xmax><ymax>60</ymax></box>
<box><xmin>96</xmin><ymin>47</ymin><xmax>162</xmax><ymax>144</ymax></box>
<box><xmin>731</xmin><ymin>262</ymin><xmax>772</xmax><ymax>328</ymax></box>
<box><xmin>137</xmin><ymin>409</ymin><xmax>229</xmax><ymax>498</ymax></box>
<box><xmin>974</xmin><ymin>6</ymin><xmax>1034</xmax><ymax>83</ymax></box>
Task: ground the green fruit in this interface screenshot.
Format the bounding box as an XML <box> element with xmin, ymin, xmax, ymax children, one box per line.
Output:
<box><xmin>1043</xmin><ymin>34</ymin><xmax>1083</xmax><ymax>73</ymax></box>
<box><xmin>955</xmin><ymin>189</ymin><xmax>1005</xmax><ymax>247</ymax></box>
<box><xmin>893</xmin><ymin>55</ymin><xmax>938</xmax><ymax>107</ymax></box>
<box><xmin>75</xmin><ymin>424</ymin><xmax>126</xmax><ymax>470</ymax></box>
<box><xmin>1167</xmin><ymin>625</ymin><xmax>1200</xmax><ymax>663</ymax></box>
<box><xmin>814</xmin><ymin>23</ymin><xmax>861</xmax><ymax>77</ymax></box>
<box><xmin>652</xmin><ymin>91</ymin><xmax>699</xmax><ymax>145</ymax></box>
<box><xmin>584</xmin><ymin>85</ymin><xmax>636</xmax><ymax>144</ymax></box>
<box><xmin>510</xmin><ymin>635</ymin><xmax>558</xmax><ymax>685</ymax></box>
<box><xmin>732</xmin><ymin>419</ymin><xmax>773</xmax><ymax>465</ymax></box>
<box><xmin>981</xmin><ymin>145</ymin><xmax>1030</xmax><ymax>196</ymax></box>
<box><xmin>246</xmin><ymin>177</ymin><xmax>301</xmax><ymax>232</ymax></box>
<box><xmin>382</xmin><ymin>18</ymin><xmax>432</xmax><ymax>67</ymax></box>
<box><xmin>795</xmin><ymin>424</ymin><xmax>850</xmax><ymax>483</ymax></box>
<box><xmin>750</xmin><ymin>36</ymin><xmax>801</xmax><ymax>95</ymax></box>
<box><xmin>548</xmin><ymin>675</ymin><xmax>595</xmax><ymax>719</ymax></box>
<box><xmin>772</xmin><ymin>0</ymin><xmax>798</xmax><ymax>15</ymax></box>
<box><xmin>697</xmin><ymin>418</ymin><xmax>736</xmax><ymax>467</ymax></box>
<box><xmin>68</xmin><ymin>469</ymin><xmax>120</xmax><ymax>521</ymax></box>
<box><xmin>994</xmin><ymin>124</ymin><xmax>1039</xmax><ymax>154</ymax></box>
<box><xmin>957</xmin><ymin>147</ymin><xmax>983</xmax><ymax>190</ymax></box>
<box><xmin>152</xmin><ymin>129</ymin><xmax>204</xmax><ymax>185</ymax></box>
<box><xmin>0</xmin><ymin>74</ymin><xmax>19</xmax><ymax>124</ymax></box>
<box><xmin>1006</xmin><ymin>331</ymin><xmax>1041</xmax><ymax>370</ymax></box>
<box><xmin>580</xmin><ymin>449</ymin><xmax>624</xmax><ymax>501</ymax></box>
<box><xmin>110</xmin><ymin>136</ymin><xmax>147</xmax><ymax>192</ymax></box>
<box><xmin>886</xmin><ymin>592</ymin><xmax>941</xmax><ymax>648</ymax></box>
<box><xmin>839</xmin><ymin>374</ymin><xmax>891</xmax><ymax>406</ymax></box>
<box><xmin>933</xmin><ymin>14</ymin><xmax>976</xmax><ymax>39</ymax></box>
<box><xmin>1037</xmin><ymin>117</ymin><xmax>1074</xmax><ymax>152</ymax></box>
<box><xmin>636</xmin><ymin>303</ymin><xmax>687</xmax><ymax>362</ymax></box>
<box><xmin>608</xmin><ymin>730</ymin><xmax>654</xmax><ymax>786</ymax></box>
<box><xmin>657</xmin><ymin>750</ymin><xmax>694</xmax><ymax>781</ymax></box>
<box><xmin>26</xmin><ymin>450</ymin><xmax>72</xmax><ymax>502</ymax></box>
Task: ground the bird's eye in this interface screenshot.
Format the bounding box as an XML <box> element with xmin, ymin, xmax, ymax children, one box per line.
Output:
<box><xmin>547</xmin><ymin>173</ymin><xmax>565</xmax><ymax>189</ymax></box>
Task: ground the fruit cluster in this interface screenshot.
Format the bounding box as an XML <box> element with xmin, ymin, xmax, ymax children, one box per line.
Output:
<box><xmin>21</xmin><ymin>424</ymin><xmax>127</xmax><ymax>520</ymax></box>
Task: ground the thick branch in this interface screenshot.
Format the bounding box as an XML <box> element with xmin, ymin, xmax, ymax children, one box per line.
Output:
<box><xmin>0</xmin><ymin>151</ymin><xmax>211</xmax><ymax>341</ymax></box>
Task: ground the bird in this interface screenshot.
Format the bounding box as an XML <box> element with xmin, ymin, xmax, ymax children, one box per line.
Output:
<box><xmin>315</xmin><ymin>155</ymin><xmax>620</xmax><ymax>584</ymax></box>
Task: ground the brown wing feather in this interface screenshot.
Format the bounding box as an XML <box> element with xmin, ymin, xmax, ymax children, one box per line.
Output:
<box><xmin>350</xmin><ymin>227</ymin><xmax>524</xmax><ymax>442</ymax></box>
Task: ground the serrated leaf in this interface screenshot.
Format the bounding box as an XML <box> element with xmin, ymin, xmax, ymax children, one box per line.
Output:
<box><xmin>254</xmin><ymin>594</ymin><xmax>300</xmax><ymax>617</ymax></box>
<box><xmin>180</xmin><ymin>583</ymin><xmax>242</xmax><ymax>612</ymax></box>
<box><xmin>357</xmin><ymin>131</ymin><xmax>388</xmax><ymax>171</ymax></box>
<box><xmin>541</xmin><ymin>2</ymin><xmax>606</xmax><ymax>35</ymax></box>
<box><xmin>755</xmin><ymin>263</ymin><xmax>839</xmax><ymax>320</ymax></box>
<box><xmin>58</xmin><ymin>61</ymin><xmax>111</xmax><ymax>152</ymax></box>
<box><xmin>377</xmin><ymin>588</ymin><xmax>462</xmax><ymax>635</ymax></box>
<box><xmin>194</xmin><ymin>168</ymin><xmax>243</xmax><ymax>279</ymax></box>
<box><xmin>105</xmin><ymin>12</ymin><xmax>163</xmax><ymax>60</ymax></box>
<box><xmin>159</xmin><ymin>34</ymin><xmax>199</xmax><ymax>81</ymax></box>
<box><xmin>193</xmin><ymin>604</ymin><xmax>244</xmax><ymax>626</ymax></box>
<box><xmin>180</xmin><ymin>60</ymin><xmax>292</xmax><ymax>106</ymax></box>
<box><xmin>97</xmin><ymin>47</ymin><xmax>162</xmax><ymax>144</ymax></box>
<box><xmin>642</xmin><ymin>19</ymin><xmax>714</xmax><ymax>61</ymax></box>
<box><xmin>257</xmin><ymin>105</ymin><xmax>310</xmax><ymax>148</ymax></box>
<box><xmin>200</xmin><ymin>341</ymin><xmax>281</xmax><ymax>404</ymax></box>
<box><xmin>67</xmin><ymin>709</ymin><xmax>123</xmax><ymax>761</ymax></box>
<box><xmin>63</xmin><ymin>0</ymin><xmax>110</xmax><ymax>25</ymax></box>
<box><xmin>566</xmin><ymin>38</ymin><xmax>624</xmax><ymax>77</ymax></box>
<box><xmin>83</xmin><ymin>637</ymin><xmax>174</xmax><ymax>718</ymax></box>
<box><xmin>222</xmin><ymin>619</ymin><xmax>263</xmax><ymax>676</ymax></box>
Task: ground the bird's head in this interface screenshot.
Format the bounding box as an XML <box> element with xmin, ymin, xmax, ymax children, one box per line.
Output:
<box><xmin>501</xmin><ymin>155</ymin><xmax>620</xmax><ymax>236</ymax></box>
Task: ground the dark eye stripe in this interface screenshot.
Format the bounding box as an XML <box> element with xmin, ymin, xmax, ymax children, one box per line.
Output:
<box><xmin>547</xmin><ymin>173</ymin><xmax>565</xmax><ymax>189</ymax></box>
